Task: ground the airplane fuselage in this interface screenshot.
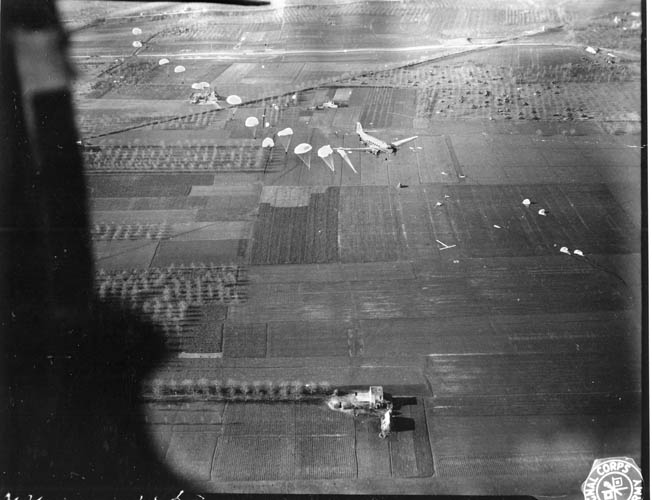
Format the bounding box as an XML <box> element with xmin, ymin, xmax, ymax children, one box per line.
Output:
<box><xmin>357</xmin><ymin>129</ymin><xmax>395</xmax><ymax>155</ymax></box>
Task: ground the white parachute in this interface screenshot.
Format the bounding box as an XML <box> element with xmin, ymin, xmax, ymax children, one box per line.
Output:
<box><xmin>132</xmin><ymin>27</ymin><xmax>142</xmax><ymax>36</ymax></box>
<box><xmin>132</xmin><ymin>41</ymin><xmax>143</xmax><ymax>48</ymax></box>
<box><xmin>245</xmin><ymin>116</ymin><xmax>259</xmax><ymax>127</ymax></box>
<box><xmin>226</xmin><ymin>95</ymin><xmax>242</xmax><ymax>105</ymax></box>
<box><xmin>245</xmin><ymin>116</ymin><xmax>260</xmax><ymax>139</ymax></box>
<box><xmin>277</xmin><ymin>127</ymin><xmax>294</xmax><ymax>153</ymax></box>
<box><xmin>317</xmin><ymin>145</ymin><xmax>335</xmax><ymax>171</ymax></box>
<box><xmin>245</xmin><ymin>116</ymin><xmax>260</xmax><ymax>138</ymax></box>
<box><xmin>158</xmin><ymin>58</ymin><xmax>170</xmax><ymax>66</ymax></box>
<box><xmin>174</xmin><ymin>65</ymin><xmax>186</xmax><ymax>73</ymax></box>
<box><xmin>294</xmin><ymin>143</ymin><xmax>313</xmax><ymax>168</ymax></box>
<box><xmin>262</xmin><ymin>137</ymin><xmax>275</xmax><ymax>148</ymax></box>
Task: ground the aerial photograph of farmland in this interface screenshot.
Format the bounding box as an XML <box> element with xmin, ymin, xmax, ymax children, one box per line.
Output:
<box><xmin>3</xmin><ymin>0</ymin><xmax>643</xmax><ymax>497</ymax></box>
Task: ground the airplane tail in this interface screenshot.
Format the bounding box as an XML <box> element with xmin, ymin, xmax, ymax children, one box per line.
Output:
<box><xmin>355</xmin><ymin>122</ymin><xmax>363</xmax><ymax>135</ymax></box>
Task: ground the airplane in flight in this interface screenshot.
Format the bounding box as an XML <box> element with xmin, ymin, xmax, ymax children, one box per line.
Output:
<box><xmin>340</xmin><ymin>122</ymin><xmax>418</xmax><ymax>156</ymax></box>
<box><xmin>290</xmin><ymin>122</ymin><xmax>420</xmax><ymax>174</ymax></box>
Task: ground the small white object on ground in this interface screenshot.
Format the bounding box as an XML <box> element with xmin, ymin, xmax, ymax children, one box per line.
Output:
<box><xmin>538</xmin><ymin>209</ymin><xmax>547</xmax><ymax>216</ymax></box>
<box><xmin>522</xmin><ymin>198</ymin><xmax>531</xmax><ymax>206</ymax></box>
<box><xmin>436</xmin><ymin>239</ymin><xmax>456</xmax><ymax>250</ymax></box>
<box><xmin>493</xmin><ymin>224</ymin><xmax>501</xmax><ymax>229</ymax></box>
<box><xmin>573</xmin><ymin>249</ymin><xmax>584</xmax><ymax>256</ymax></box>
<box><xmin>560</xmin><ymin>246</ymin><xmax>570</xmax><ymax>255</ymax></box>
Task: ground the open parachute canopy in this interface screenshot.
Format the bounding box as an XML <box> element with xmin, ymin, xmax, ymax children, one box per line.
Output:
<box><xmin>226</xmin><ymin>95</ymin><xmax>242</xmax><ymax>105</ymax></box>
<box><xmin>294</xmin><ymin>143</ymin><xmax>312</xmax><ymax>155</ymax></box>
<box><xmin>317</xmin><ymin>145</ymin><xmax>334</xmax><ymax>158</ymax></box>
<box><xmin>245</xmin><ymin>116</ymin><xmax>260</xmax><ymax>128</ymax></box>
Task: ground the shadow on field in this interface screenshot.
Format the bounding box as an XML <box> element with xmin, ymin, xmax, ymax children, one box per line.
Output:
<box><xmin>392</xmin><ymin>396</ymin><xmax>418</xmax><ymax>409</ymax></box>
<box><xmin>1</xmin><ymin>1</ymin><xmax>193</xmax><ymax>493</ymax></box>
<box><xmin>4</xmin><ymin>300</ymin><xmax>188</xmax><ymax>495</ymax></box>
<box><xmin>391</xmin><ymin>416</ymin><xmax>416</xmax><ymax>433</ymax></box>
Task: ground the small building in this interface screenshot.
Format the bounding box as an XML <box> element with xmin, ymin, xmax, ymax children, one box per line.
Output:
<box><xmin>351</xmin><ymin>386</ymin><xmax>385</xmax><ymax>408</ymax></box>
<box><xmin>332</xmin><ymin>88</ymin><xmax>353</xmax><ymax>107</ymax></box>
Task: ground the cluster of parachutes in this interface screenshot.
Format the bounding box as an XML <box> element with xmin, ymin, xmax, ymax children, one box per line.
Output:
<box><xmin>259</xmin><ymin>128</ymin><xmax>357</xmax><ymax>173</ymax></box>
<box><xmin>129</xmin><ymin>27</ymin><xmax>195</xmax><ymax>81</ymax></box>
<box><xmin>129</xmin><ymin>27</ymin><xmax>355</xmax><ymax>172</ymax></box>
<box><xmin>129</xmin><ymin>27</ymin><xmax>356</xmax><ymax>174</ymax></box>
<box><xmin>130</xmin><ymin>26</ymin><xmax>189</xmax><ymax>77</ymax></box>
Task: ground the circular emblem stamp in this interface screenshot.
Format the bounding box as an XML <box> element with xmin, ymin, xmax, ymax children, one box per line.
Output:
<box><xmin>582</xmin><ymin>457</ymin><xmax>643</xmax><ymax>500</ymax></box>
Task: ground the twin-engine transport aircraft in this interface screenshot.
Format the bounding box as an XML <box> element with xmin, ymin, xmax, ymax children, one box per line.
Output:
<box><xmin>340</xmin><ymin>122</ymin><xmax>418</xmax><ymax>156</ymax></box>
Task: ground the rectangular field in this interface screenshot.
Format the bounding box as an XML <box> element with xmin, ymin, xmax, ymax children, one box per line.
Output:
<box><xmin>213</xmin><ymin>435</ymin><xmax>295</xmax><ymax>481</ymax></box>
<box><xmin>428</xmin><ymin>413</ymin><xmax>641</xmax><ymax>490</ymax></box>
<box><xmin>355</xmin><ymin>417</ymin><xmax>391</xmax><ymax>478</ymax></box>
<box><xmin>425</xmin><ymin>351</ymin><xmax>641</xmax><ymax>415</ymax></box>
<box><xmin>165</xmin><ymin>430</ymin><xmax>219</xmax><ymax>481</ymax></box>
<box><xmin>338</xmin><ymin>186</ymin><xmax>405</xmax><ymax>262</ymax></box>
<box><xmin>249</xmin><ymin>187</ymin><xmax>340</xmax><ymax>265</ymax></box>
<box><xmin>93</xmin><ymin>240</ymin><xmax>159</xmax><ymax>270</ymax></box>
<box><xmin>87</xmin><ymin>174</ymin><xmax>214</xmax><ymax>197</ymax></box>
<box><xmin>222</xmin><ymin>323</ymin><xmax>267</xmax><ymax>358</ymax></box>
<box><xmin>267</xmin><ymin>321</ymin><xmax>351</xmax><ymax>357</ymax></box>
<box><xmin>295</xmin><ymin>436</ymin><xmax>356</xmax><ymax>479</ymax></box>
<box><xmin>151</xmin><ymin>239</ymin><xmax>246</xmax><ymax>267</ymax></box>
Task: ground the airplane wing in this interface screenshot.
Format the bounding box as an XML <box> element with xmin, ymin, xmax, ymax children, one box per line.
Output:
<box><xmin>390</xmin><ymin>136</ymin><xmax>418</xmax><ymax>148</ymax></box>
<box><xmin>333</xmin><ymin>147</ymin><xmax>373</xmax><ymax>152</ymax></box>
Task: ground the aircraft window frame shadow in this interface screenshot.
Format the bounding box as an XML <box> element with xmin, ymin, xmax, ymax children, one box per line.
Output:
<box><xmin>1</xmin><ymin>0</ymin><xmax>266</xmax><ymax>495</ymax></box>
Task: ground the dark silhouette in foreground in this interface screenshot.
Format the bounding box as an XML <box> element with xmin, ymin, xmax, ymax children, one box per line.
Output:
<box><xmin>0</xmin><ymin>0</ymin><xmax>264</xmax><ymax>495</ymax></box>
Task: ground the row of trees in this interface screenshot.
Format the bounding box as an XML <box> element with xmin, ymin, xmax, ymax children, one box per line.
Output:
<box><xmin>92</xmin><ymin>223</ymin><xmax>169</xmax><ymax>240</ymax></box>
<box><xmin>145</xmin><ymin>378</ymin><xmax>333</xmax><ymax>401</ymax></box>
<box><xmin>84</xmin><ymin>145</ymin><xmax>264</xmax><ymax>171</ymax></box>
